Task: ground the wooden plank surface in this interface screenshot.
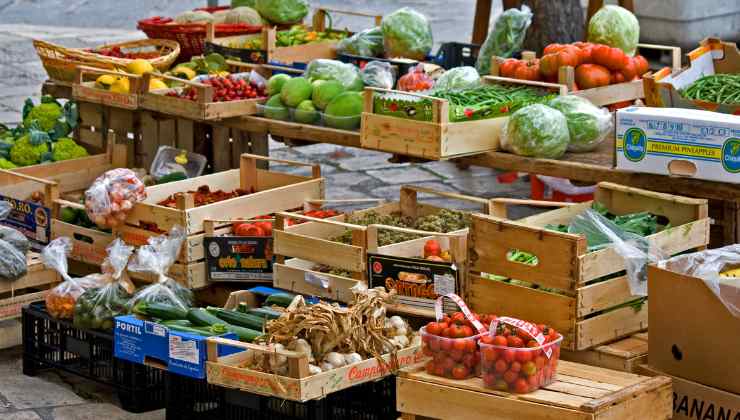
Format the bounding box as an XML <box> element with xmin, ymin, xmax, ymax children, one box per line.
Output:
<box><xmin>227</xmin><ymin>116</ymin><xmax>362</xmax><ymax>148</ymax></box>
<box><xmin>562</xmin><ymin>333</ymin><xmax>648</xmax><ymax>373</ymax></box>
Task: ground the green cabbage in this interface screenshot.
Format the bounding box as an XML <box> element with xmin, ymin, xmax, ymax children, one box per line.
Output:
<box><xmin>231</xmin><ymin>0</ymin><xmax>256</xmax><ymax>7</ymax></box>
<box><xmin>174</xmin><ymin>10</ymin><xmax>214</xmax><ymax>24</ymax></box>
<box><xmin>476</xmin><ymin>5</ymin><xmax>532</xmax><ymax>75</ymax></box>
<box><xmin>502</xmin><ymin>104</ymin><xmax>569</xmax><ymax>159</ymax></box>
<box><xmin>381</xmin><ymin>8</ymin><xmax>433</xmax><ymax>61</ymax></box>
<box><xmin>587</xmin><ymin>5</ymin><xmax>640</xmax><ymax>56</ymax></box>
<box><xmin>255</xmin><ymin>0</ymin><xmax>308</xmax><ymax>25</ymax></box>
<box><xmin>434</xmin><ymin>67</ymin><xmax>481</xmax><ymax>92</ymax></box>
<box><xmin>337</xmin><ymin>27</ymin><xmax>384</xmax><ymax>57</ymax></box>
<box><xmin>304</xmin><ymin>59</ymin><xmax>363</xmax><ymax>91</ymax></box>
<box><xmin>223</xmin><ymin>7</ymin><xmax>262</xmax><ymax>25</ymax></box>
<box><xmin>548</xmin><ymin>96</ymin><xmax>612</xmax><ymax>153</ymax></box>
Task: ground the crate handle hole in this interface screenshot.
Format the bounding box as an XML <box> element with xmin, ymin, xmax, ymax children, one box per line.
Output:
<box><xmin>671</xmin><ymin>344</ymin><xmax>683</xmax><ymax>361</ymax></box>
<box><xmin>73</xmin><ymin>233</ymin><xmax>94</xmax><ymax>245</ymax></box>
<box><xmin>506</xmin><ymin>249</ymin><xmax>538</xmax><ymax>266</ymax></box>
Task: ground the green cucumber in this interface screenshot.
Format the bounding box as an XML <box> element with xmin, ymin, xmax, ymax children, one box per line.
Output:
<box><xmin>237</xmin><ymin>302</ymin><xmax>249</xmax><ymax>314</ymax></box>
<box><xmin>206</xmin><ymin>307</ymin><xmax>265</xmax><ymax>330</ymax></box>
<box><xmin>225</xmin><ymin>325</ymin><xmax>262</xmax><ymax>342</ymax></box>
<box><xmin>164</xmin><ymin>323</ymin><xmax>227</xmax><ymax>336</ymax></box>
<box><xmin>161</xmin><ymin>319</ymin><xmax>193</xmax><ymax>328</ymax></box>
<box><xmin>248</xmin><ymin>307</ymin><xmax>282</xmax><ymax>320</ymax></box>
<box><xmin>264</xmin><ymin>293</ymin><xmax>295</xmax><ymax>307</ymax></box>
<box><xmin>133</xmin><ymin>301</ymin><xmax>188</xmax><ymax>320</ymax></box>
<box><xmin>187</xmin><ymin>308</ymin><xmax>225</xmax><ymax>327</ymax></box>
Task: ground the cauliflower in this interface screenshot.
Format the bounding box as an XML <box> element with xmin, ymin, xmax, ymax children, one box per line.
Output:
<box><xmin>10</xmin><ymin>135</ymin><xmax>48</xmax><ymax>166</ymax></box>
<box><xmin>52</xmin><ymin>138</ymin><xmax>88</xmax><ymax>162</ymax></box>
<box><xmin>23</xmin><ymin>102</ymin><xmax>63</xmax><ymax>132</ymax></box>
<box><xmin>0</xmin><ymin>158</ymin><xmax>16</xmax><ymax>169</ymax></box>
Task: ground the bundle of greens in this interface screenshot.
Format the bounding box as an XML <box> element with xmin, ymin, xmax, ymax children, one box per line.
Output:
<box><xmin>433</xmin><ymin>84</ymin><xmax>555</xmax><ymax>122</ymax></box>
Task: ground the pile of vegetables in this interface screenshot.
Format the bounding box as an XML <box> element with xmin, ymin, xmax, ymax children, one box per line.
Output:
<box><xmin>157</xmin><ymin>185</ymin><xmax>251</xmax><ymax>208</ymax></box>
<box><xmin>168</xmin><ymin>53</ymin><xmax>229</xmax><ymax>81</ymax></box>
<box><xmin>232</xmin><ymin>25</ymin><xmax>348</xmax><ymax>50</ymax></box>
<box><xmin>84</xmin><ymin>168</ymin><xmax>147</xmax><ymax>229</ymax></box>
<box><xmin>174</xmin><ymin>6</ymin><xmax>262</xmax><ymax>25</ymax></box>
<box><xmin>680</xmin><ymin>74</ymin><xmax>740</xmax><ymax>105</ymax></box>
<box><xmin>433</xmin><ymin>83</ymin><xmax>556</xmax><ymax>122</ymax></box>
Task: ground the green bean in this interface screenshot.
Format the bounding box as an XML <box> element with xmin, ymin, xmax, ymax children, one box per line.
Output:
<box><xmin>680</xmin><ymin>74</ymin><xmax>740</xmax><ymax>104</ymax></box>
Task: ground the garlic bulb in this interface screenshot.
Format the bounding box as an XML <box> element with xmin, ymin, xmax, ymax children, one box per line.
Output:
<box><xmin>293</xmin><ymin>338</ymin><xmax>314</xmax><ymax>362</ymax></box>
<box><xmin>308</xmin><ymin>364</ymin><xmax>322</xmax><ymax>375</ymax></box>
<box><xmin>325</xmin><ymin>352</ymin><xmax>346</xmax><ymax>368</ymax></box>
<box><xmin>392</xmin><ymin>335</ymin><xmax>410</xmax><ymax>348</ymax></box>
<box><xmin>320</xmin><ymin>361</ymin><xmax>334</xmax><ymax>372</ymax></box>
<box><xmin>394</xmin><ymin>326</ymin><xmax>408</xmax><ymax>337</ymax></box>
<box><xmin>389</xmin><ymin>316</ymin><xmax>406</xmax><ymax>329</ymax></box>
<box><xmin>344</xmin><ymin>352</ymin><xmax>363</xmax><ymax>365</ymax></box>
<box><xmin>269</xmin><ymin>343</ymin><xmax>288</xmax><ymax>369</ymax></box>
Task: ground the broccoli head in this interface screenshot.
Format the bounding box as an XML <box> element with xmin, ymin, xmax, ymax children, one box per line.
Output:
<box><xmin>23</xmin><ymin>102</ymin><xmax>63</xmax><ymax>132</ymax></box>
<box><xmin>10</xmin><ymin>135</ymin><xmax>48</xmax><ymax>166</ymax></box>
<box><xmin>52</xmin><ymin>138</ymin><xmax>88</xmax><ymax>162</ymax></box>
<box><xmin>0</xmin><ymin>158</ymin><xmax>17</xmax><ymax>169</ymax></box>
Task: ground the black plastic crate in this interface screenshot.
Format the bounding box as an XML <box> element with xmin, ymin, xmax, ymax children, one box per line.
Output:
<box><xmin>22</xmin><ymin>302</ymin><xmax>165</xmax><ymax>413</ymax></box>
<box><xmin>166</xmin><ymin>371</ymin><xmax>397</xmax><ymax>420</ymax></box>
<box><xmin>433</xmin><ymin>42</ymin><xmax>481</xmax><ymax>69</ymax></box>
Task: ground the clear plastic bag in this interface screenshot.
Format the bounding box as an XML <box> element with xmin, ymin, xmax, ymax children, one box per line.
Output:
<box><xmin>381</xmin><ymin>7</ymin><xmax>433</xmax><ymax>61</ymax></box>
<box><xmin>476</xmin><ymin>5</ymin><xmax>533</xmax><ymax>75</ymax></box>
<box><xmin>73</xmin><ymin>239</ymin><xmax>135</xmax><ymax>330</ymax></box>
<box><xmin>397</xmin><ymin>63</ymin><xmax>434</xmax><ymax>92</ymax></box>
<box><xmin>548</xmin><ymin>96</ymin><xmax>612</xmax><ymax>153</ymax></box>
<box><xmin>569</xmin><ymin>209</ymin><xmax>665</xmax><ymax>296</ymax></box>
<box><xmin>43</xmin><ymin>237</ymin><xmax>102</xmax><ymax>319</ymax></box>
<box><xmin>433</xmin><ymin>66</ymin><xmax>481</xmax><ymax>92</ymax></box>
<box><xmin>84</xmin><ymin>168</ymin><xmax>147</xmax><ymax>229</ymax></box>
<box><xmin>502</xmin><ymin>104</ymin><xmax>569</xmax><ymax>159</ymax></box>
<box><xmin>361</xmin><ymin>61</ymin><xmax>395</xmax><ymax>90</ymax></box>
<box><xmin>337</xmin><ymin>27</ymin><xmax>384</xmax><ymax>57</ymax></box>
<box><xmin>127</xmin><ymin>226</ymin><xmax>193</xmax><ymax>312</ymax></box>
<box><xmin>304</xmin><ymin>59</ymin><xmax>364</xmax><ymax>91</ymax></box>
<box><xmin>0</xmin><ymin>201</ymin><xmax>29</xmax><ymax>281</ymax></box>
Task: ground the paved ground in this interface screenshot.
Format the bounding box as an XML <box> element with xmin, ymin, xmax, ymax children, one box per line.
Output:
<box><xmin>0</xmin><ymin>3</ymin><xmax>534</xmax><ymax>418</ymax></box>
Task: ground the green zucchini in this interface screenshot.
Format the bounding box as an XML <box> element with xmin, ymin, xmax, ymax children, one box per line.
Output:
<box><xmin>237</xmin><ymin>302</ymin><xmax>249</xmax><ymax>314</ymax></box>
<box><xmin>161</xmin><ymin>319</ymin><xmax>193</xmax><ymax>328</ymax></box>
<box><xmin>187</xmin><ymin>308</ymin><xmax>225</xmax><ymax>326</ymax></box>
<box><xmin>164</xmin><ymin>323</ymin><xmax>227</xmax><ymax>336</ymax></box>
<box><xmin>206</xmin><ymin>307</ymin><xmax>265</xmax><ymax>330</ymax></box>
<box><xmin>264</xmin><ymin>293</ymin><xmax>295</xmax><ymax>307</ymax></box>
<box><xmin>225</xmin><ymin>324</ymin><xmax>262</xmax><ymax>342</ymax></box>
<box><xmin>133</xmin><ymin>301</ymin><xmax>188</xmax><ymax>320</ymax></box>
<box><xmin>248</xmin><ymin>307</ymin><xmax>282</xmax><ymax>320</ymax></box>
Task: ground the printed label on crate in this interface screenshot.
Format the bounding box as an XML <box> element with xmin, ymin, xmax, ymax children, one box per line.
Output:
<box><xmin>204</xmin><ymin>236</ymin><xmax>274</xmax><ymax>281</ymax></box>
<box><xmin>0</xmin><ymin>196</ymin><xmax>50</xmax><ymax>248</ymax></box>
<box><xmin>169</xmin><ymin>334</ymin><xmax>199</xmax><ymax>364</ymax></box>
<box><xmin>367</xmin><ymin>254</ymin><xmax>458</xmax><ymax>312</ymax></box>
<box><xmin>75</xmin><ymin>85</ymin><xmax>137</xmax><ymax>108</ymax></box>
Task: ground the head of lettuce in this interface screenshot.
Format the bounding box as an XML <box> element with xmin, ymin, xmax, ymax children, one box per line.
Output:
<box><xmin>381</xmin><ymin>7</ymin><xmax>433</xmax><ymax>61</ymax></box>
<box><xmin>255</xmin><ymin>0</ymin><xmax>308</xmax><ymax>25</ymax></box>
<box><xmin>587</xmin><ymin>5</ymin><xmax>640</xmax><ymax>56</ymax></box>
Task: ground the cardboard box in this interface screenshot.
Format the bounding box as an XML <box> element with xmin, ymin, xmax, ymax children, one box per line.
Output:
<box><xmin>648</xmin><ymin>264</ymin><xmax>740</xmax><ymax>395</ymax></box>
<box><xmin>616</xmin><ymin>106</ymin><xmax>740</xmax><ymax>184</ymax></box>
<box><xmin>114</xmin><ymin>315</ymin><xmax>240</xmax><ymax>379</ymax></box>
<box><xmin>641</xmin><ymin>365</ymin><xmax>740</xmax><ymax>420</ymax></box>
<box><xmin>644</xmin><ymin>38</ymin><xmax>740</xmax><ymax>115</ymax></box>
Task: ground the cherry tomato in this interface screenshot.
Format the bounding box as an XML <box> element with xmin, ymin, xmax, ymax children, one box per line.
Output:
<box><xmin>426</xmin><ymin>322</ymin><xmax>442</xmax><ymax>336</ymax></box>
<box><xmin>451</xmin><ymin>365</ymin><xmax>469</xmax><ymax>379</ymax></box>
<box><xmin>482</xmin><ymin>372</ymin><xmax>497</xmax><ymax>386</ymax></box>
<box><xmin>452</xmin><ymin>339</ymin><xmax>467</xmax><ymax>352</ymax></box>
<box><xmin>507</xmin><ymin>336</ymin><xmax>524</xmax><ymax>348</ymax></box>
<box><xmin>460</xmin><ymin>325</ymin><xmax>474</xmax><ymax>338</ymax></box>
<box><xmin>509</xmin><ymin>361</ymin><xmax>521</xmax><ymax>373</ymax></box>
<box><xmin>425</xmin><ymin>361</ymin><xmax>436</xmax><ymax>373</ymax></box>
<box><xmin>514</xmin><ymin>378</ymin><xmax>530</xmax><ymax>394</ymax></box>
<box><xmin>503</xmin><ymin>370</ymin><xmax>518</xmax><ymax>384</ymax></box>
<box><xmin>516</xmin><ymin>349</ymin><xmax>533</xmax><ymax>363</ymax></box>
<box><xmin>440</xmin><ymin>338</ymin><xmax>453</xmax><ymax>352</ymax></box>
<box><xmin>465</xmin><ymin>338</ymin><xmax>477</xmax><ymax>353</ymax></box>
<box><xmin>482</xmin><ymin>347</ymin><xmax>497</xmax><ymax>363</ymax></box>
<box><xmin>462</xmin><ymin>353</ymin><xmax>477</xmax><ymax>369</ymax></box>
<box><xmin>522</xmin><ymin>361</ymin><xmax>537</xmax><ymax>377</ymax></box>
<box><xmin>480</xmin><ymin>336</ymin><xmax>494</xmax><ymax>345</ymax></box>
<box><xmin>502</xmin><ymin>349</ymin><xmax>516</xmax><ymax>363</ymax></box>
<box><xmin>450</xmin><ymin>349</ymin><xmax>464</xmax><ymax>362</ymax></box>
<box><xmin>492</xmin><ymin>336</ymin><xmax>508</xmax><ymax>347</ymax></box>
<box><xmin>494</xmin><ymin>359</ymin><xmax>508</xmax><ymax>374</ymax></box>
<box><xmin>534</xmin><ymin>356</ymin><xmax>546</xmax><ymax>370</ymax></box>
<box><xmin>528</xmin><ymin>374</ymin><xmax>540</xmax><ymax>391</ymax></box>
<box><xmin>442</xmin><ymin>357</ymin><xmax>455</xmax><ymax>372</ymax></box>
<box><xmin>429</xmin><ymin>337</ymin><xmax>441</xmax><ymax>352</ymax></box>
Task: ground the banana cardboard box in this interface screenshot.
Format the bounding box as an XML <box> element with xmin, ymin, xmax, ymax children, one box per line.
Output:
<box><xmin>615</xmin><ymin>106</ymin><xmax>740</xmax><ymax>184</ymax></box>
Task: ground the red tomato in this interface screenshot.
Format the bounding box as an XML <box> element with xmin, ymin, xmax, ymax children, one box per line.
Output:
<box><xmin>465</xmin><ymin>339</ymin><xmax>477</xmax><ymax>353</ymax></box>
<box><xmin>422</xmin><ymin>346</ymin><xmax>433</xmax><ymax>357</ymax></box>
<box><xmin>460</xmin><ymin>325</ymin><xmax>474</xmax><ymax>338</ymax></box>
<box><xmin>492</xmin><ymin>335</ymin><xmax>508</xmax><ymax>347</ymax></box>
<box><xmin>502</xmin><ymin>349</ymin><xmax>516</xmax><ymax>363</ymax></box>
<box><xmin>482</xmin><ymin>347</ymin><xmax>498</xmax><ymax>363</ymax></box>
<box><xmin>494</xmin><ymin>359</ymin><xmax>508</xmax><ymax>374</ymax></box>
<box><xmin>256</xmin><ymin>221</ymin><xmax>272</xmax><ymax>236</ymax></box>
<box><xmin>514</xmin><ymin>378</ymin><xmax>530</xmax><ymax>394</ymax></box>
<box><xmin>425</xmin><ymin>361</ymin><xmax>436</xmax><ymax>373</ymax></box>
<box><xmin>462</xmin><ymin>353</ymin><xmax>477</xmax><ymax>369</ymax></box>
<box><xmin>528</xmin><ymin>374</ymin><xmax>540</xmax><ymax>391</ymax></box>
<box><xmin>503</xmin><ymin>370</ymin><xmax>519</xmax><ymax>384</ymax></box>
<box><xmin>438</xmin><ymin>321</ymin><xmax>449</xmax><ymax>330</ymax></box>
<box><xmin>633</xmin><ymin>54</ymin><xmax>649</xmax><ymax>76</ymax></box>
<box><xmin>235</xmin><ymin>223</ymin><xmax>264</xmax><ymax>236</ymax></box>
<box><xmin>513</xmin><ymin>60</ymin><xmax>541</xmax><ymax>81</ymax></box>
<box><xmin>442</xmin><ymin>357</ymin><xmax>455</xmax><ymax>372</ymax></box>
<box><xmin>441</xmin><ymin>328</ymin><xmax>452</xmax><ymax>338</ymax></box>
<box><xmin>429</xmin><ymin>338</ymin><xmax>441</xmax><ymax>352</ymax></box>
<box><xmin>499</xmin><ymin>58</ymin><xmax>522</xmax><ymax>78</ymax></box>
<box><xmin>451</xmin><ymin>312</ymin><xmax>466</xmax><ymax>326</ymax></box>
<box><xmin>480</xmin><ymin>336</ymin><xmax>494</xmax><ymax>345</ymax></box>
<box><xmin>449</xmin><ymin>349</ymin><xmax>464</xmax><ymax>362</ymax></box>
<box><xmin>482</xmin><ymin>373</ymin><xmax>497</xmax><ymax>386</ymax></box>
<box><xmin>522</xmin><ymin>361</ymin><xmax>537</xmax><ymax>377</ymax></box>
<box><xmin>592</xmin><ymin>45</ymin><xmax>627</xmax><ymax>71</ymax></box>
<box><xmin>516</xmin><ymin>328</ymin><xmax>530</xmax><ymax>341</ymax></box>
<box><xmin>534</xmin><ymin>356</ymin><xmax>546</xmax><ymax>370</ymax></box>
<box><xmin>540</xmin><ymin>49</ymin><xmax>580</xmax><ymax>78</ymax></box>
<box><xmin>424</xmin><ymin>239</ymin><xmax>442</xmax><ymax>258</ymax></box>
<box><xmin>452</xmin><ymin>339</ymin><xmax>467</xmax><ymax>352</ymax></box>
<box><xmin>426</xmin><ymin>322</ymin><xmax>442</xmax><ymax>336</ymax></box>
<box><xmin>611</xmin><ymin>71</ymin><xmax>626</xmax><ymax>84</ymax></box>
<box><xmin>620</xmin><ymin>57</ymin><xmax>637</xmax><ymax>80</ymax></box>
<box><xmin>527</xmin><ymin>340</ymin><xmax>539</xmax><ymax>348</ymax></box>
<box><xmin>509</xmin><ymin>361</ymin><xmax>521</xmax><ymax>373</ymax></box>
<box><xmin>507</xmin><ymin>336</ymin><xmax>524</xmax><ymax>348</ymax></box>
<box><xmin>433</xmin><ymin>364</ymin><xmax>446</xmax><ymax>376</ymax></box>
<box><xmin>440</xmin><ymin>338</ymin><xmax>453</xmax><ymax>352</ymax></box>
<box><xmin>516</xmin><ymin>349</ymin><xmax>533</xmax><ymax>363</ymax></box>
<box><xmin>575</xmin><ymin>64</ymin><xmax>611</xmax><ymax>89</ymax></box>
<box><xmin>543</xmin><ymin>43</ymin><xmax>565</xmax><ymax>55</ymax></box>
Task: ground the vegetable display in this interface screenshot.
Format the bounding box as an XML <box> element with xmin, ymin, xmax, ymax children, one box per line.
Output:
<box><xmin>381</xmin><ymin>7</ymin><xmax>433</xmax><ymax>61</ymax></box>
<box><xmin>476</xmin><ymin>5</ymin><xmax>533</xmax><ymax>75</ymax></box>
<box><xmin>304</xmin><ymin>59</ymin><xmax>363</xmax><ymax>91</ymax></box>
<box><xmin>433</xmin><ymin>66</ymin><xmax>481</xmax><ymax>92</ymax></box>
<box><xmin>501</xmin><ymin>104</ymin><xmax>570</xmax><ymax>159</ymax></box>
<box><xmin>166</xmin><ymin>74</ymin><xmax>267</xmax><ymax>102</ymax></box>
<box><xmin>432</xmin><ymin>84</ymin><xmax>556</xmax><ymax>122</ymax></box>
<box><xmin>547</xmin><ymin>95</ymin><xmax>612</xmax><ymax>152</ymax></box>
<box><xmin>680</xmin><ymin>74</ymin><xmax>740</xmax><ymax>105</ymax></box>
<box><xmin>337</xmin><ymin>27</ymin><xmax>384</xmax><ymax>57</ymax></box>
<box><xmin>587</xmin><ymin>5</ymin><xmax>640</xmax><ymax>56</ymax></box>
<box><xmin>233</xmin><ymin>25</ymin><xmax>348</xmax><ymax>50</ymax></box>
<box><xmin>84</xmin><ymin>168</ymin><xmax>147</xmax><ymax>229</ymax></box>
<box><xmin>157</xmin><ymin>185</ymin><xmax>250</xmax><ymax>208</ymax></box>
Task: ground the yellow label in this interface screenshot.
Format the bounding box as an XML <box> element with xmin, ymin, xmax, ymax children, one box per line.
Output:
<box><xmin>616</xmin><ymin>137</ymin><xmax>720</xmax><ymax>160</ymax></box>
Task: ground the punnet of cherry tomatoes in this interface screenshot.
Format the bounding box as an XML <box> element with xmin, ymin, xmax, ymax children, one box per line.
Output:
<box><xmin>166</xmin><ymin>74</ymin><xmax>267</xmax><ymax>102</ymax></box>
<box><xmin>421</xmin><ymin>312</ymin><xmax>497</xmax><ymax>380</ymax></box>
<box><xmin>479</xmin><ymin>322</ymin><xmax>562</xmax><ymax>394</ymax></box>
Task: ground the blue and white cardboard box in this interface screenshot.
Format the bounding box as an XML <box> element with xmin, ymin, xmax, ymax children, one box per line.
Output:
<box><xmin>114</xmin><ymin>315</ymin><xmax>241</xmax><ymax>379</ymax></box>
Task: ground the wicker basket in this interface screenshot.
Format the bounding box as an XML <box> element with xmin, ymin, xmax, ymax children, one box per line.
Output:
<box><xmin>137</xmin><ymin>6</ymin><xmax>262</xmax><ymax>60</ymax></box>
<box><xmin>34</xmin><ymin>38</ymin><xmax>180</xmax><ymax>84</ymax></box>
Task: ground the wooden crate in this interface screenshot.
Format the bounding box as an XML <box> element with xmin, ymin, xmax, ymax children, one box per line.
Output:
<box><xmin>562</xmin><ymin>332</ymin><xmax>648</xmax><ymax>373</ymax></box>
<box><xmin>272</xmin><ymin>185</ymin><xmax>491</xmax><ymax>306</ymax></box>
<box><xmin>0</xmin><ymin>253</ymin><xmax>59</xmax><ymax>322</ymax></box>
<box><xmin>467</xmin><ymin>182</ymin><xmax>710</xmax><ymax>351</ymax></box>
<box><xmin>71</xmin><ymin>66</ymin><xmax>142</xmax><ymax>110</ymax></box>
<box><xmin>139</xmin><ymin>72</ymin><xmax>265</xmax><ymax>121</ymax></box>
<box><xmin>360</xmin><ymin>76</ymin><xmax>565</xmax><ymax>160</ymax></box>
<box><xmin>206</xmin><ymin>9</ymin><xmax>381</xmax><ymax>66</ymax></box>
<box><xmin>490</xmin><ymin>44</ymin><xmax>681</xmax><ymax>107</ymax></box>
<box><xmin>117</xmin><ymin>153</ymin><xmax>324</xmax><ymax>289</ymax></box>
<box><xmin>396</xmin><ymin>361</ymin><xmax>672</xmax><ymax>420</ymax></box>
<box><xmin>205</xmin><ymin>336</ymin><xmax>423</xmax><ymax>402</ymax></box>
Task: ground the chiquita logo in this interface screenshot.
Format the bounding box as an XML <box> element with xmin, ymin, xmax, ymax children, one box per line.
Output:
<box><xmin>721</xmin><ymin>138</ymin><xmax>740</xmax><ymax>173</ymax></box>
<box><xmin>623</xmin><ymin>127</ymin><xmax>647</xmax><ymax>162</ymax></box>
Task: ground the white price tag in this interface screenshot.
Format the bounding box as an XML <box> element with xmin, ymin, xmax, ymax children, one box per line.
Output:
<box><xmin>433</xmin><ymin>273</ymin><xmax>455</xmax><ymax>296</ymax></box>
<box><xmin>169</xmin><ymin>335</ymin><xmax>199</xmax><ymax>364</ymax></box>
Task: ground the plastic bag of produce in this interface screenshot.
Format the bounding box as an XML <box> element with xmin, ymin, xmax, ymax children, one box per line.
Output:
<box><xmin>337</xmin><ymin>27</ymin><xmax>384</xmax><ymax>57</ymax></box>
<box><xmin>255</xmin><ymin>0</ymin><xmax>308</xmax><ymax>25</ymax></box>
<box><xmin>127</xmin><ymin>226</ymin><xmax>193</xmax><ymax>313</ymax></box>
<box><xmin>304</xmin><ymin>59</ymin><xmax>363</xmax><ymax>91</ymax></box>
<box><xmin>476</xmin><ymin>5</ymin><xmax>533</xmax><ymax>75</ymax></box>
<box><xmin>501</xmin><ymin>104</ymin><xmax>570</xmax><ymax>159</ymax></box>
<box><xmin>232</xmin><ymin>0</ymin><xmax>257</xmax><ymax>9</ymax></box>
<box><xmin>85</xmin><ymin>168</ymin><xmax>147</xmax><ymax>229</ymax></box>
<box><xmin>659</xmin><ymin>245</ymin><xmax>740</xmax><ymax>317</ymax></box>
<box><xmin>0</xmin><ymin>201</ymin><xmax>29</xmax><ymax>281</ymax></box>
<box><xmin>568</xmin><ymin>209</ymin><xmax>665</xmax><ymax>296</ymax></box>
<box><xmin>381</xmin><ymin>7</ymin><xmax>433</xmax><ymax>61</ymax></box>
<box><xmin>433</xmin><ymin>66</ymin><xmax>481</xmax><ymax>92</ymax></box>
<box><xmin>73</xmin><ymin>239</ymin><xmax>135</xmax><ymax>330</ymax></box>
<box><xmin>548</xmin><ymin>96</ymin><xmax>612</xmax><ymax>152</ymax></box>
<box><xmin>397</xmin><ymin>63</ymin><xmax>434</xmax><ymax>92</ymax></box>
<box><xmin>587</xmin><ymin>5</ymin><xmax>639</xmax><ymax>56</ymax></box>
<box><xmin>361</xmin><ymin>61</ymin><xmax>395</xmax><ymax>90</ymax></box>
<box><xmin>43</xmin><ymin>237</ymin><xmax>102</xmax><ymax>319</ymax></box>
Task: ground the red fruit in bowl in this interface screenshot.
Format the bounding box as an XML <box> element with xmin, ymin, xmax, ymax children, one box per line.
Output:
<box><xmin>492</xmin><ymin>335</ymin><xmax>508</xmax><ymax>347</ymax></box>
<box><xmin>507</xmin><ymin>336</ymin><xmax>524</xmax><ymax>348</ymax></box>
<box><xmin>503</xmin><ymin>370</ymin><xmax>518</xmax><ymax>384</ymax></box>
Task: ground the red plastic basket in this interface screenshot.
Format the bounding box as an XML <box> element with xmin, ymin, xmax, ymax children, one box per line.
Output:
<box><xmin>137</xmin><ymin>7</ymin><xmax>262</xmax><ymax>60</ymax></box>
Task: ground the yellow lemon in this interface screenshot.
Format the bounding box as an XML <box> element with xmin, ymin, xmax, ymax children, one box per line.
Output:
<box><xmin>95</xmin><ymin>74</ymin><xmax>117</xmax><ymax>90</ymax></box>
<box><xmin>126</xmin><ymin>59</ymin><xmax>154</xmax><ymax>76</ymax></box>
<box><xmin>148</xmin><ymin>78</ymin><xmax>169</xmax><ymax>91</ymax></box>
<box><xmin>109</xmin><ymin>77</ymin><xmax>130</xmax><ymax>94</ymax></box>
<box><xmin>172</xmin><ymin>66</ymin><xmax>196</xmax><ymax>80</ymax></box>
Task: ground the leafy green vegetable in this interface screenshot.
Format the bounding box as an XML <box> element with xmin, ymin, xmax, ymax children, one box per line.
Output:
<box><xmin>304</xmin><ymin>59</ymin><xmax>363</xmax><ymax>91</ymax></box>
<box><xmin>10</xmin><ymin>135</ymin><xmax>48</xmax><ymax>166</ymax></box>
<box><xmin>476</xmin><ymin>5</ymin><xmax>533</xmax><ymax>75</ymax></box>
<box><xmin>432</xmin><ymin>84</ymin><xmax>555</xmax><ymax>122</ymax></box>
<box><xmin>502</xmin><ymin>104</ymin><xmax>569</xmax><ymax>159</ymax></box>
<box><xmin>587</xmin><ymin>5</ymin><xmax>640</xmax><ymax>56</ymax></box>
<box><xmin>255</xmin><ymin>0</ymin><xmax>308</xmax><ymax>25</ymax></box>
<box><xmin>337</xmin><ymin>27</ymin><xmax>384</xmax><ymax>57</ymax></box>
<box><xmin>548</xmin><ymin>96</ymin><xmax>611</xmax><ymax>153</ymax></box>
<box><xmin>52</xmin><ymin>138</ymin><xmax>88</xmax><ymax>162</ymax></box>
<box><xmin>381</xmin><ymin>7</ymin><xmax>433</xmax><ymax>61</ymax></box>
<box><xmin>433</xmin><ymin>67</ymin><xmax>481</xmax><ymax>92</ymax></box>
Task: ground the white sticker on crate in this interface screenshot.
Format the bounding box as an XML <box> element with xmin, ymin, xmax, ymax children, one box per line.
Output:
<box><xmin>169</xmin><ymin>335</ymin><xmax>199</xmax><ymax>364</ymax></box>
